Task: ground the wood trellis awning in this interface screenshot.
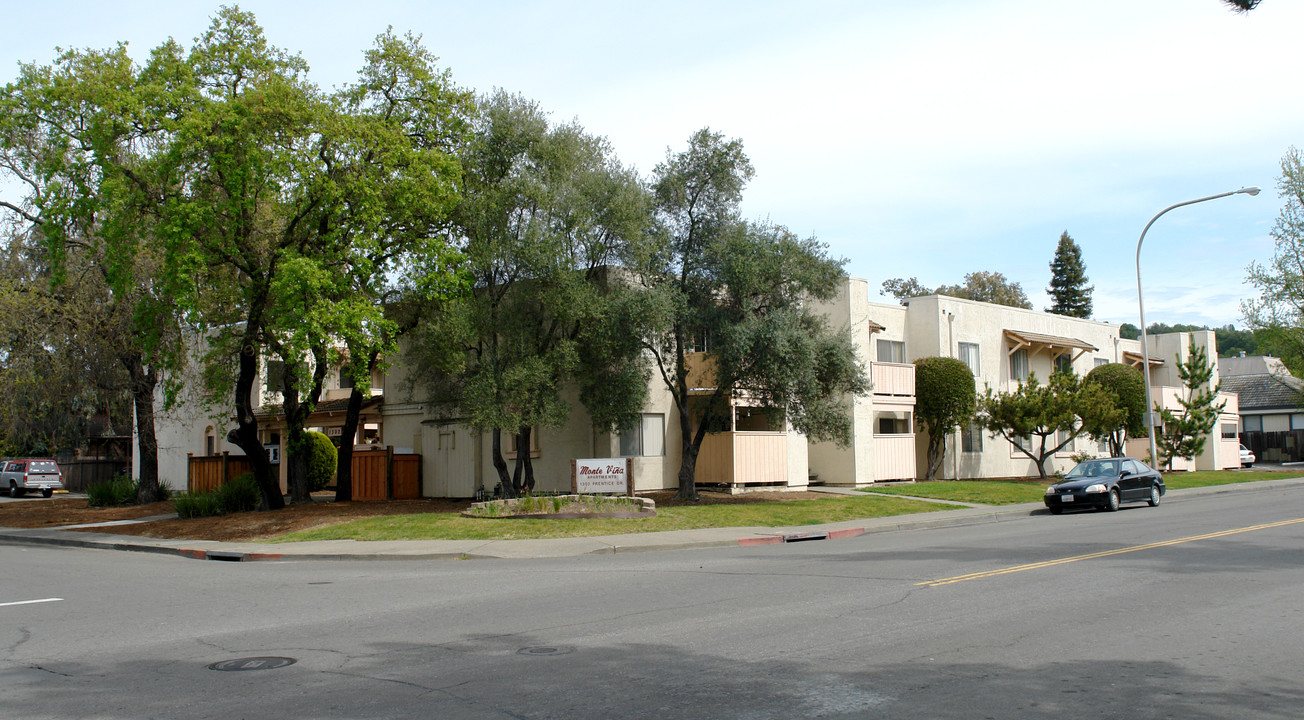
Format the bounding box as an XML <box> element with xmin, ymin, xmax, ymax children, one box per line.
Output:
<box><xmin>1122</xmin><ymin>350</ymin><xmax>1165</xmax><ymax>368</ymax></box>
<box><xmin>1004</xmin><ymin>329</ymin><xmax>1098</xmax><ymax>363</ymax></box>
<box><xmin>866</xmin><ymin>319</ymin><xmax>886</xmax><ymax>335</ymax></box>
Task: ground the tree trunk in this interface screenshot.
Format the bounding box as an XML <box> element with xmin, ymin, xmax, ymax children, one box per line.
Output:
<box><xmin>675</xmin><ymin>406</ymin><xmax>707</xmax><ymax>501</ymax></box>
<box><xmin>281</xmin><ymin>346</ymin><xmax>329</xmax><ymax>504</ymax></box>
<box><xmin>233</xmin><ymin>336</ymin><xmax>280</xmax><ymax>510</ymax></box>
<box><xmin>925</xmin><ymin>430</ymin><xmax>944</xmax><ymax>481</ymax></box>
<box><xmin>491</xmin><ymin>428</ymin><xmax>514</xmax><ymax>498</ymax></box>
<box><xmin>510</xmin><ymin>427</ymin><xmax>535</xmax><ymax>494</ymax></box>
<box><xmin>334</xmin><ymin>388</ymin><xmax>366</xmax><ymax>504</ymax></box>
<box><xmin>122</xmin><ymin>353</ymin><xmax>161</xmax><ymax>504</ymax></box>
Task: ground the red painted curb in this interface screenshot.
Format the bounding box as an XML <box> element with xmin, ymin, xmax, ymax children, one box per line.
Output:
<box><xmin>241</xmin><ymin>553</ymin><xmax>283</xmax><ymax>562</ymax></box>
<box><xmin>738</xmin><ymin>536</ymin><xmax>782</xmax><ymax>546</ymax></box>
<box><xmin>178</xmin><ymin>549</ymin><xmax>207</xmax><ymax>560</ymax></box>
<box><xmin>827</xmin><ymin>527</ymin><xmax>866</xmax><ymax>540</ymax></box>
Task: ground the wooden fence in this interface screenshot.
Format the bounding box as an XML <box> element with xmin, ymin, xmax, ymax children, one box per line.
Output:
<box><xmin>186</xmin><ymin>447</ymin><xmax>421</xmax><ymax>500</ymax></box>
<box><xmin>45</xmin><ymin>458</ymin><xmax>129</xmax><ymax>493</ymax></box>
<box><xmin>350</xmin><ymin>447</ymin><xmax>422</xmax><ymax>501</ymax></box>
<box><xmin>187</xmin><ymin>453</ymin><xmax>253</xmax><ymax>494</ymax></box>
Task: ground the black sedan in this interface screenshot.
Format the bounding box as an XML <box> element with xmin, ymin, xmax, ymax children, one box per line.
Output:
<box><xmin>1044</xmin><ymin>457</ymin><xmax>1165</xmax><ymax>514</ymax></box>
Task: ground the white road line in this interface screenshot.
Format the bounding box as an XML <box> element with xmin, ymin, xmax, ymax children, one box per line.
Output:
<box><xmin>0</xmin><ymin>598</ymin><xmax>63</xmax><ymax>607</ymax></box>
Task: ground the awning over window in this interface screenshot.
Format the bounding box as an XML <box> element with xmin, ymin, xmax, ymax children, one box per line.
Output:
<box><xmin>1121</xmin><ymin>350</ymin><xmax>1165</xmax><ymax>368</ymax></box>
<box><xmin>1004</xmin><ymin>329</ymin><xmax>1098</xmax><ymax>362</ymax></box>
<box><xmin>866</xmin><ymin>319</ymin><xmax>886</xmax><ymax>334</ymax></box>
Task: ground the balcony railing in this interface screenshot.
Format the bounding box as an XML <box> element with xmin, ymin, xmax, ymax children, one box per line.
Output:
<box><xmin>872</xmin><ymin>434</ymin><xmax>916</xmax><ymax>481</ymax></box>
<box><xmin>694</xmin><ymin>431</ymin><xmax>789</xmax><ymax>485</ymax></box>
<box><xmin>871</xmin><ymin>362</ymin><xmax>915</xmax><ymax>398</ymax></box>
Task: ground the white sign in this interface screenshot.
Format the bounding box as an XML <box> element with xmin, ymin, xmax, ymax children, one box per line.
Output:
<box><xmin>573</xmin><ymin>458</ymin><xmax>632</xmax><ymax>495</ymax></box>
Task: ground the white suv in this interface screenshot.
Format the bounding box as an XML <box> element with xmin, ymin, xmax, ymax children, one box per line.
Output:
<box><xmin>2</xmin><ymin>459</ymin><xmax>64</xmax><ymax>498</ymax></box>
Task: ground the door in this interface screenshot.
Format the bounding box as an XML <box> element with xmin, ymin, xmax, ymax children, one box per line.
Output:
<box><xmin>423</xmin><ymin>424</ymin><xmax>476</xmax><ymax>498</ymax></box>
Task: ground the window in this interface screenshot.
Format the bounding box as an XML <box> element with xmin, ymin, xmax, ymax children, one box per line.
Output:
<box><xmin>620</xmin><ymin>414</ymin><xmax>666</xmax><ymax>457</ymax></box>
<box><xmin>1054</xmin><ymin>354</ymin><xmax>1073</xmax><ymax>375</ymax></box>
<box><xmin>1094</xmin><ymin>357</ymin><xmax>1110</xmax><ymax>367</ymax></box>
<box><xmin>1012</xmin><ymin>434</ymin><xmax>1034</xmax><ymax>453</ymax></box>
<box><xmin>204</xmin><ymin>426</ymin><xmax>216</xmax><ymax>456</ymax></box>
<box><xmin>689</xmin><ymin>329</ymin><xmax>712</xmax><ymax>353</ymax></box>
<box><xmin>961</xmin><ymin>423</ymin><xmax>983</xmax><ymax>453</ymax></box>
<box><xmin>1293</xmin><ymin>414</ymin><xmax>1304</xmax><ymax>430</ymax></box>
<box><xmin>340</xmin><ymin>368</ymin><xmax>354</xmax><ymax>390</ymax></box>
<box><xmin>1009</xmin><ymin>348</ymin><xmax>1029</xmax><ymax>382</ymax></box>
<box><xmin>1222</xmin><ymin>423</ymin><xmax>1239</xmax><ymax>440</ymax></box>
<box><xmin>877</xmin><ymin>339</ymin><xmax>905</xmax><ymax>363</ymax></box>
<box><xmin>735</xmin><ymin>406</ymin><xmax>783</xmax><ymax>432</ymax></box>
<box><xmin>1243</xmin><ymin>415</ymin><xmax>1262</xmax><ymax>432</ymax></box>
<box><xmin>876</xmin><ymin>410</ymin><xmax>911</xmax><ymax>435</ymax></box>
<box><xmin>506</xmin><ymin>428</ymin><xmax>541</xmax><ymax>459</ymax></box>
<box><xmin>266</xmin><ymin>360</ymin><xmax>285</xmax><ymax>392</ymax></box>
<box><xmin>1055</xmin><ymin>428</ymin><xmax>1071</xmax><ymax>453</ymax></box>
<box><xmin>958</xmin><ymin>342</ymin><xmax>980</xmax><ymax>376</ymax></box>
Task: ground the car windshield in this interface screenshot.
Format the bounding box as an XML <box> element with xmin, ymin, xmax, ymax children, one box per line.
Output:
<box><xmin>29</xmin><ymin>461</ymin><xmax>58</xmax><ymax>473</ymax></box>
<box><xmin>1064</xmin><ymin>460</ymin><xmax>1119</xmax><ymax>479</ymax></box>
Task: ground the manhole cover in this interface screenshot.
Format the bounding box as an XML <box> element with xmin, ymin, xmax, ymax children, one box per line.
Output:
<box><xmin>516</xmin><ymin>646</ymin><xmax>574</xmax><ymax>656</ymax></box>
<box><xmin>208</xmin><ymin>657</ymin><xmax>297</xmax><ymax>671</ymax></box>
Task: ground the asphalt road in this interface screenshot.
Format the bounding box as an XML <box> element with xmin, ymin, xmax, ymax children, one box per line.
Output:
<box><xmin>3</xmin><ymin>485</ymin><xmax>1302</xmax><ymax>719</ymax></box>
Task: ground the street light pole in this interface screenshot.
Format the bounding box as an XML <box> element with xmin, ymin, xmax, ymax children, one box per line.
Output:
<box><xmin>1136</xmin><ymin>187</ymin><xmax>1260</xmax><ymax>468</ymax></box>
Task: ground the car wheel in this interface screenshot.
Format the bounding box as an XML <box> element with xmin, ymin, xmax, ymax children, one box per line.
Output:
<box><xmin>1245</xmin><ymin>463</ymin><xmax>1253</xmax><ymax>468</ymax></box>
<box><xmin>1147</xmin><ymin>484</ymin><xmax>1161</xmax><ymax>507</ymax></box>
<box><xmin>1048</xmin><ymin>506</ymin><xmax>1063</xmax><ymax>515</ymax></box>
<box><xmin>8</xmin><ymin>481</ymin><xmax>21</xmax><ymax>498</ymax></box>
<box><xmin>42</xmin><ymin>489</ymin><xmax>53</xmax><ymax>499</ymax></box>
<box><xmin>1104</xmin><ymin>488</ymin><xmax>1120</xmax><ymax>512</ymax></box>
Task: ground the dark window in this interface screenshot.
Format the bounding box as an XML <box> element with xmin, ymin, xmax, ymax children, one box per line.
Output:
<box><xmin>266</xmin><ymin>360</ymin><xmax>285</xmax><ymax>392</ymax></box>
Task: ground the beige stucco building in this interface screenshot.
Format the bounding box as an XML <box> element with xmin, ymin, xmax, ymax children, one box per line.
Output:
<box><xmin>141</xmin><ymin>277</ymin><xmax>1240</xmax><ymax>496</ymax></box>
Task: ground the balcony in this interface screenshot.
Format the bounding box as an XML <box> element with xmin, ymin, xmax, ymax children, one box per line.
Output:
<box><xmin>871</xmin><ymin>362</ymin><xmax>915</xmax><ymax>400</ymax></box>
<box><xmin>694</xmin><ymin>431</ymin><xmax>789</xmax><ymax>486</ymax></box>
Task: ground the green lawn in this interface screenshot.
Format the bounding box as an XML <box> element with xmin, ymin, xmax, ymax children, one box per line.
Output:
<box><xmin>1160</xmin><ymin>469</ymin><xmax>1303</xmax><ymax>490</ymax></box>
<box><xmin>864</xmin><ymin>470</ymin><xmax>1304</xmax><ymax>505</ymax></box>
<box><xmin>863</xmin><ymin>481</ymin><xmax>1047</xmax><ymax>505</ymax></box>
<box><xmin>271</xmin><ymin>494</ymin><xmax>958</xmax><ymax>543</ymax></box>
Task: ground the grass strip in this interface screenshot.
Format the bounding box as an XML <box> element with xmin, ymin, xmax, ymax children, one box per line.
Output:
<box><xmin>864</xmin><ymin>470</ymin><xmax>1304</xmax><ymax>505</ymax></box>
<box><xmin>863</xmin><ymin>481</ymin><xmax>1046</xmax><ymax>505</ymax></box>
<box><xmin>270</xmin><ymin>494</ymin><xmax>957</xmax><ymax>543</ymax></box>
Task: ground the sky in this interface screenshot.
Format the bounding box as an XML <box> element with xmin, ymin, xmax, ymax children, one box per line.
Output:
<box><xmin>3</xmin><ymin>0</ymin><xmax>1300</xmax><ymax>329</ymax></box>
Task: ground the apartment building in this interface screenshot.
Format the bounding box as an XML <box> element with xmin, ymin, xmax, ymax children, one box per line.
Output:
<box><xmin>142</xmin><ymin>277</ymin><xmax>1239</xmax><ymax>496</ymax></box>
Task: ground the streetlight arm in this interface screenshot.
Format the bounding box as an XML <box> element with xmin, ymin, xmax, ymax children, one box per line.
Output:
<box><xmin>1134</xmin><ymin>186</ymin><xmax>1258</xmax><ymax>467</ymax></box>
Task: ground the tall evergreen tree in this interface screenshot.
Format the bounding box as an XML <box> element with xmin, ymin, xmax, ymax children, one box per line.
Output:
<box><xmin>1047</xmin><ymin>231</ymin><xmax>1093</xmax><ymax>318</ymax></box>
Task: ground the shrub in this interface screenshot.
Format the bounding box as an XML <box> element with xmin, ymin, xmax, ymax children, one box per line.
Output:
<box><xmin>304</xmin><ymin>431</ymin><xmax>337</xmax><ymax>492</ymax></box>
<box><xmin>87</xmin><ymin>476</ymin><xmax>139</xmax><ymax>507</ymax></box>
<box><xmin>173</xmin><ymin>492</ymin><xmax>222</xmax><ymax>519</ymax></box>
<box><xmin>216</xmin><ymin>473</ymin><xmax>260</xmax><ymax>514</ymax></box>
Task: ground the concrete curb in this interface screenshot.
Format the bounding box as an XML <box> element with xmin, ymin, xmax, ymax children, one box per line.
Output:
<box><xmin>2</xmin><ymin>476</ymin><xmax>1301</xmax><ymax>562</ymax></box>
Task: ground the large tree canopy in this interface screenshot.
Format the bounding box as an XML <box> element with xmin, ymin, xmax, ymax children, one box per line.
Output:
<box><xmin>408</xmin><ymin>92</ymin><xmax>652</xmax><ymax>498</ymax></box>
<box><xmin>882</xmin><ymin>272</ymin><xmax>1033</xmax><ymax>309</ymax></box>
<box><xmin>637</xmin><ymin>128</ymin><xmax>869</xmax><ymax>500</ymax></box>
<box><xmin>1245</xmin><ymin>147</ymin><xmax>1304</xmax><ymax>376</ymax></box>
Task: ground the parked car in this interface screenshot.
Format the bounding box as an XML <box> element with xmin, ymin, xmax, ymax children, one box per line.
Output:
<box><xmin>1240</xmin><ymin>444</ymin><xmax>1255</xmax><ymax>468</ymax></box>
<box><xmin>2</xmin><ymin>459</ymin><xmax>64</xmax><ymax>498</ymax></box>
<box><xmin>1044</xmin><ymin>457</ymin><xmax>1164</xmax><ymax>514</ymax></box>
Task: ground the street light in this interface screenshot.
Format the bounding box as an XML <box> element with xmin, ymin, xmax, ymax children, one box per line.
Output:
<box><xmin>1136</xmin><ymin>186</ymin><xmax>1260</xmax><ymax>467</ymax></box>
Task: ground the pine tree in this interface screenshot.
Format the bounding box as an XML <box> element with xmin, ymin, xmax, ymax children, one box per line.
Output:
<box><xmin>1156</xmin><ymin>341</ymin><xmax>1225</xmax><ymax>471</ymax></box>
<box><xmin>1047</xmin><ymin>231</ymin><xmax>1093</xmax><ymax>318</ymax></box>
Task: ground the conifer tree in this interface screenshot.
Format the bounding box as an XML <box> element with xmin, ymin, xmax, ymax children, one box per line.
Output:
<box><xmin>1047</xmin><ymin>231</ymin><xmax>1093</xmax><ymax>317</ymax></box>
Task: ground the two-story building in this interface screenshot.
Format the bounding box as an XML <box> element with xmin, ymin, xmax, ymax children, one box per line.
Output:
<box><xmin>141</xmin><ymin>276</ymin><xmax>1239</xmax><ymax>497</ymax></box>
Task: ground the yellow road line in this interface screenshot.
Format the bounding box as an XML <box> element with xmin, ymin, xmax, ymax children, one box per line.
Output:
<box><xmin>917</xmin><ymin>517</ymin><xmax>1304</xmax><ymax>588</ymax></box>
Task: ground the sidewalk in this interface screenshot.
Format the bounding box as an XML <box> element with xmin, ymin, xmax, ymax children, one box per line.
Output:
<box><xmin>2</xmin><ymin>478</ymin><xmax>1301</xmax><ymax>562</ymax></box>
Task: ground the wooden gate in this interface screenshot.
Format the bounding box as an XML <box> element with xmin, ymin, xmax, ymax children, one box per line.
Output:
<box><xmin>351</xmin><ymin>447</ymin><xmax>422</xmax><ymax>501</ymax></box>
